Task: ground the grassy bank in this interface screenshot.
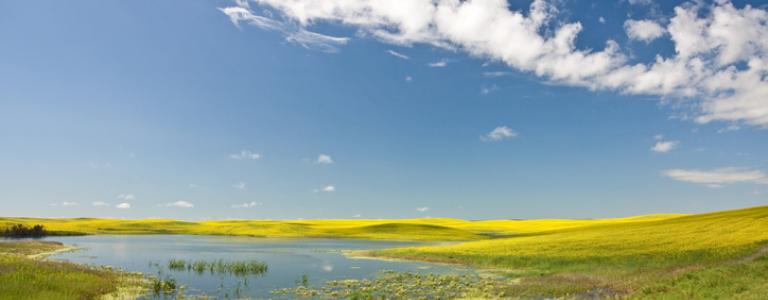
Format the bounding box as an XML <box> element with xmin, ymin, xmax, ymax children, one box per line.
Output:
<box><xmin>370</xmin><ymin>205</ymin><xmax>768</xmax><ymax>298</ymax></box>
<box><xmin>0</xmin><ymin>240</ymin><xmax>146</xmax><ymax>300</ymax></box>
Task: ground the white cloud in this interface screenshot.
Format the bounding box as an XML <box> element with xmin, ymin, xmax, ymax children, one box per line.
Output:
<box><xmin>481</xmin><ymin>126</ymin><xmax>518</xmax><ymax>142</ymax></box>
<box><xmin>316</xmin><ymin>154</ymin><xmax>334</xmax><ymax>165</ymax></box>
<box><xmin>117</xmin><ymin>194</ymin><xmax>135</xmax><ymax>201</ymax></box>
<box><xmin>598</xmin><ymin>16</ymin><xmax>606</xmax><ymax>24</ymax></box>
<box><xmin>163</xmin><ymin>201</ymin><xmax>194</xmax><ymax>208</ymax></box>
<box><xmin>386</xmin><ymin>50</ymin><xmax>410</xmax><ymax>59</ymax></box>
<box><xmin>651</xmin><ymin>140</ymin><xmax>678</xmax><ymax>153</ymax></box>
<box><xmin>228</xmin><ymin>150</ymin><xmax>262</xmax><ymax>160</ymax></box>
<box><xmin>428</xmin><ymin>60</ymin><xmax>448</xmax><ymax>67</ymax></box>
<box><xmin>625</xmin><ymin>19</ymin><xmax>666</xmax><ymax>42</ymax></box>
<box><xmin>482</xmin><ymin>71</ymin><xmax>511</xmax><ymax>77</ymax></box>
<box><xmin>405</xmin><ymin>75</ymin><xmax>413</xmax><ymax>82</ymax></box>
<box><xmin>628</xmin><ymin>0</ymin><xmax>654</xmax><ymax>5</ymax></box>
<box><xmin>232</xmin><ymin>201</ymin><xmax>262</xmax><ymax>208</ymax></box>
<box><xmin>218</xmin><ymin>5</ymin><xmax>348</xmax><ymax>52</ymax></box>
<box><xmin>416</xmin><ymin>206</ymin><xmax>429</xmax><ymax>212</ymax></box>
<box><xmin>663</xmin><ymin>167</ymin><xmax>768</xmax><ymax>187</ymax></box>
<box><xmin>222</xmin><ymin>1</ymin><xmax>768</xmax><ymax>128</ymax></box>
<box><xmin>116</xmin><ymin>202</ymin><xmax>131</xmax><ymax>209</ymax></box>
<box><xmin>233</xmin><ymin>181</ymin><xmax>247</xmax><ymax>190</ymax></box>
<box><xmin>480</xmin><ymin>85</ymin><xmax>499</xmax><ymax>94</ymax></box>
<box><xmin>322</xmin><ymin>185</ymin><xmax>336</xmax><ymax>192</ymax></box>
<box><xmin>92</xmin><ymin>201</ymin><xmax>110</xmax><ymax>207</ymax></box>
<box><xmin>50</xmin><ymin>202</ymin><xmax>78</xmax><ymax>207</ymax></box>
<box><xmin>651</xmin><ymin>135</ymin><xmax>679</xmax><ymax>153</ymax></box>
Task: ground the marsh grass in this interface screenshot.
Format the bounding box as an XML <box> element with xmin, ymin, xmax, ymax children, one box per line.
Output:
<box><xmin>0</xmin><ymin>240</ymin><xmax>146</xmax><ymax>300</ymax></box>
<box><xmin>167</xmin><ymin>259</ymin><xmax>268</xmax><ymax>277</ymax></box>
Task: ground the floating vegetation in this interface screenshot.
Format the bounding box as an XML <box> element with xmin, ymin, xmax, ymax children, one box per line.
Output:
<box><xmin>150</xmin><ymin>277</ymin><xmax>178</xmax><ymax>296</ymax></box>
<box><xmin>272</xmin><ymin>270</ymin><xmax>518</xmax><ymax>299</ymax></box>
<box><xmin>166</xmin><ymin>259</ymin><xmax>268</xmax><ymax>277</ymax></box>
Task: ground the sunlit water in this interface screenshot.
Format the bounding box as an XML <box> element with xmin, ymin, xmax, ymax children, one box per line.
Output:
<box><xmin>44</xmin><ymin>235</ymin><xmax>471</xmax><ymax>299</ymax></box>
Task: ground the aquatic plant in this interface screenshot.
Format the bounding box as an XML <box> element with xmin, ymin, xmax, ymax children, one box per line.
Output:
<box><xmin>150</xmin><ymin>277</ymin><xmax>177</xmax><ymax>296</ymax></box>
<box><xmin>273</xmin><ymin>270</ymin><xmax>518</xmax><ymax>299</ymax></box>
<box><xmin>166</xmin><ymin>259</ymin><xmax>268</xmax><ymax>277</ymax></box>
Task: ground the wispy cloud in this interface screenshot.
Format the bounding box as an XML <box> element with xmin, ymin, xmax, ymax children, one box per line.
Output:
<box><xmin>314</xmin><ymin>185</ymin><xmax>336</xmax><ymax>193</ymax></box>
<box><xmin>92</xmin><ymin>201</ymin><xmax>110</xmax><ymax>207</ymax></box>
<box><xmin>481</xmin><ymin>126</ymin><xmax>518</xmax><ymax>142</ymax></box>
<box><xmin>229</xmin><ymin>150</ymin><xmax>262</xmax><ymax>160</ymax></box>
<box><xmin>117</xmin><ymin>194</ymin><xmax>135</xmax><ymax>201</ymax></box>
<box><xmin>50</xmin><ymin>202</ymin><xmax>78</xmax><ymax>207</ymax></box>
<box><xmin>416</xmin><ymin>207</ymin><xmax>429</xmax><ymax>212</ymax></box>
<box><xmin>482</xmin><ymin>71</ymin><xmax>511</xmax><ymax>78</ymax></box>
<box><xmin>428</xmin><ymin>60</ymin><xmax>448</xmax><ymax>67</ymax></box>
<box><xmin>163</xmin><ymin>201</ymin><xmax>194</xmax><ymax>208</ymax></box>
<box><xmin>233</xmin><ymin>181</ymin><xmax>247</xmax><ymax>190</ymax></box>
<box><xmin>116</xmin><ymin>203</ymin><xmax>131</xmax><ymax>209</ymax></box>
<box><xmin>480</xmin><ymin>85</ymin><xmax>499</xmax><ymax>95</ymax></box>
<box><xmin>218</xmin><ymin>5</ymin><xmax>348</xmax><ymax>53</ymax></box>
<box><xmin>316</xmin><ymin>154</ymin><xmax>334</xmax><ymax>165</ymax></box>
<box><xmin>663</xmin><ymin>167</ymin><xmax>768</xmax><ymax>188</ymax></box>
<box><xmin>232</xmin><ymin>201</ymin><xmax>262</xmax><ymax>208</ymax></box>
<box><xmin>386</xmin><ymin>50</ymin><xmax>410</xmax><ymax>60</ymax></box>
<box><xmin>405</xmin><ymin>75</ymin><xmax>413</xmax><ymax>82</ymax></box>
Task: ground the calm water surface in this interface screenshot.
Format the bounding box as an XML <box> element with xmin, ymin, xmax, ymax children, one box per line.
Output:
<box><xmin>44</xmin><ymin>235</ymin><xmax>471</xmax><ymax>299</ymax></box>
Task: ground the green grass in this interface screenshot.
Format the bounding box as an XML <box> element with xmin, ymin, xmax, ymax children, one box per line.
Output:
<box><xmin>0</xmin><ymin>240</ymin><xmax>145</xmax><ymax>300</ymax></box>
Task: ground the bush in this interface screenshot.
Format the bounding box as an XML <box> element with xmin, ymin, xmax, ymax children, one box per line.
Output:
<box><xmin>1</xmin><ymin>224</ymin><xmax>48</xmax><ymax>237</ymax></box>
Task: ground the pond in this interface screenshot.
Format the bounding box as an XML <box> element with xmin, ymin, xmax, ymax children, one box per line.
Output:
<box><xmin>44</xmin><ymin>235</ymin><xmax>472</xmax><ymax>299</ymax></box>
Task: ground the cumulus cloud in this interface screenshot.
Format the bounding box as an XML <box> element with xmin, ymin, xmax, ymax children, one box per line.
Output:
<box><xmin>316</xmin><ymin>154</ymin><xmax>334</xmax><ymax>165</ymax></box>
<box><xmin>163</xmin><ymin>201</ymin><xmax>195</xmax><ymax>208</ymax></box>
<box><xmin>221</xmin><ymin>0</ymin><xmax>768</xmax><ymax>128</ymax></box>
<box><xmin>116</xmin><ymin>203</ymin><xmax>131</xmax><ymax>209</ymax></box>
<box><xmin>651</xmin><ymin>140</ymin><xmax>678</xmax><ymax>153</ymax></box>
<box><xmin>416</xmin><ymin>206</ymin><xmax>430</xmax><ymax>212</ymax></box>
<box><xmin>387</xmin><ymin>50</ymin><xmax>410</xmax><ymax>59</ymax></box>
<box><xmin>229</xmin><ymin>150</ymin><xmax>262</xmax><ymax>160</ymax></box>
<box><xmin>663</xmin><ymin>167</ymin><xmax>768</xmax><ymax>187</ymax></box>
<box><xmin>322</xmin><ymin>185</ymin><xmax>336</xmax><ymax>192</ymax></box>
<box><xmin>481</xmin><ymin>126</ymin><xmax>518</xmax><ymax>142</ymax></box>
<box><xmin>625</xmin><ymin>19</ymin><xmax>666</xmax><ymax>42</ymax></box>
<box><xmin>232</xmin><ymin>201</ymin><xmax>262</xmax><ymax>208</ymax></box>
<box><xmin>651</xmin><ymin>135</ymin><xmax>679</xmax><ymax>153</ymax></box>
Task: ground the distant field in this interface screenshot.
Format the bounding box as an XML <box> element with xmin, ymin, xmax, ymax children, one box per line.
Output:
<box><xmin>0</xmin><ymin>213</ymin><xmax>683</xmax><ymax>241</ymax></box>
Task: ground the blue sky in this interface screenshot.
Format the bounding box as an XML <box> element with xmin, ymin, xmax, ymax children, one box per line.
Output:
<box><xmin>1</xmin><ymin>0</ymin><xmax>767</xmax><ymax>220</ymax></box>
